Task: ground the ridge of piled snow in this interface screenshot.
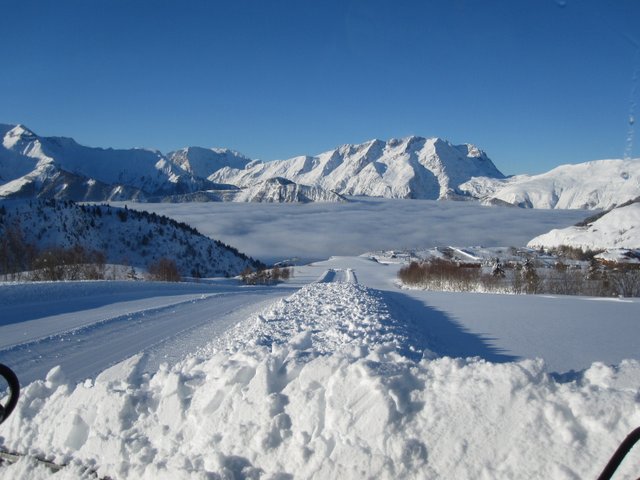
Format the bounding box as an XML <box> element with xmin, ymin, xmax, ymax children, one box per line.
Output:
<box><xmin>209</xmin><ymin>280</ymin><xmax>413</xmax><ymax>356</ymax></box>
<box><xmin>461</xmin><ymin>159</ymin><xmax>640</xmax><ymax>210</ymax></box>
<box><xmin>528</xmin><ymin>201</ymin><xmax>640</xmax><ymax>251</ymax></box>
<box><xmin>211</xmin><ymin>136</ymin><xmax>504</xmax><ymax>200</ymax></box>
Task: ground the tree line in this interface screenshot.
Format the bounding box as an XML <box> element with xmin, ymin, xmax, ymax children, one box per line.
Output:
<box><xmin>398</xmin><ymin>257</ymin><xmax>640</xmax><ymax>297</ymax></box>
<box><xmin>0</xmin><ymin>222</ymin><xmax>182</xmax><ymax>282</ymax></box>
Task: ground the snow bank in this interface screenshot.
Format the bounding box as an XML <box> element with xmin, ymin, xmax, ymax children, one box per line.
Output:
<box><xmin>2</xmin><ymin>351</ymin><xmax>639</xmax><ymax>479</ymax></box>
<box><xmin>2</xmin><ymin>281</ymin><xmax>639</xmax><ymax>479</ymax></box>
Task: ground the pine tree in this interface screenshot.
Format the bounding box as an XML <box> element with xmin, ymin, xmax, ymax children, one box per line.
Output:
<box><xmin>491</xmin><ymin>258</ymin><xmax>505</xmax><ymax>278</ymax></box>
<box><xmin>522</xmin><ymin>258</ymin><xmax>540</xmax><ymax>294</ymax></box>
<box><xmin>586</xmin><ymin>258</ymin><xmax>601</xmax><ymax>280</ymax></box>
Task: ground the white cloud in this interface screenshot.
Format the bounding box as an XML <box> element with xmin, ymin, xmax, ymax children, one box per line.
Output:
<box><xmin>115</xmin><ymin>199</ymin><xmax>589</xmax><ymax>263</ymax></box>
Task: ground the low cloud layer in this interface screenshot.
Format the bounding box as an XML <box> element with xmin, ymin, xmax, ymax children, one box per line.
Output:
<box><xmin>118</xmin><ymin>199</ymin><xmax>589</xmax><ymax>264</ymax></box>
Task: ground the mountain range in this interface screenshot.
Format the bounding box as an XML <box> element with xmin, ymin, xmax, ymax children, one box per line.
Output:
<box><xmin>1</xmin><ymin>123</ymin><xmax>639</xmax><ymax>209</ymax></box>
<box><xmin>210</xmin><ymin>136</ymin><xmax>503</xmax><ymax>200</ymax></box>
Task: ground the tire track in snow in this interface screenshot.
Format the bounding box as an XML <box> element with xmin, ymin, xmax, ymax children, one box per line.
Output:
<box><xmin>316</xmin><ymin>268</ymin><xmax>358</xmax><ymax>284</ymax></box>
<box><xmin>0</xmin><ymin>290</ymin><xmax>293</xmax><ymax>384</ymax></box>
<box><xmin>0</xmin><ymin>294</ymin><xmax>219</xmax><ymax>350</ymax></box>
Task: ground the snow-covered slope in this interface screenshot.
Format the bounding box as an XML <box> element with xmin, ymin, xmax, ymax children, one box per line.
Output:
<box><xmin>167</xmin><ymin>146</ymin><xmax>252</xmax><ymax>179</ymax></box>
<box><xmin>0</xmin><ymin>125</ymin><xmax>347</xmax><ymax>203</ymax></box>
<box><xmin>229</xmin><ymin>177</ymin><xmax>346</xmax><ymax>203</ymax></box>
<box><xmin>211</xmin><ymin>137</ymin><xmax>504</xmax><ymax>200</ymax></box>
<box><xmin>0</xmin><ymin>199</ymin><xmax>262</xmax><ymax>277</ymax></box>
<box><xmin>461</xmin><ymin>159</ymin><xmax>640</xmax><ymax>209</ymax></box>
<box><xmin>0</xmin><ymin>125</ymin><xmax>210</xmax><ymax>201</ymax></box>
<box><xmin>528</xmin><ymin>200</ymin><xmax>640</xmax><ymax>251</ymax></box>
<box><xmin>0</xmin><ymin>162</ymin><xmax>146</xmax><ymax>201</ymax></box>
<box><xmin>155</xmin><ymin>178</ymin><xmax>345</xmax><ymax>203</ymax></box>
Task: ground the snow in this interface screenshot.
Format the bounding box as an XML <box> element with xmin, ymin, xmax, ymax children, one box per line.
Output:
<box><xmin>4</xmin><ymin>350</ymin><xmax>640</xmax><ymax>479</ymax></box>
<box><xmin>0</xmin><ymin>200</ymin><xmax>260</xmax><ymax>278</ymax></box>
<box><xmin>2</xmin><ymin>197</ymin><xmax>640</xmax><ymax>479</ymax></box>
<box><xmin>528</xmin><ymin>202</ymin><xmax>640</xmax><ymax>251</ymax></box>
<box><xmin>2</xmin><ymin>255</ymin><xmax>640</xmax><ymax>479</ymax></box>
<box><xmin>211</xmin><ymin>136</ymin><xmax>504</xmax><ymax>200</ymax></box>
<box><xmin>229</xmin><ymin>178</ymin><xmax>346</xmax><ymax>203</ymax></box>
<box><xmin>0</xmin><ymin>280</ymin><xmax>297</xmax><ymax>386</ymax></box>
<box><xmin>461</xmin><ymin>158</ymin><xmax>640</xmax><ymax>209</ymax></box>
<box><xmin>0</xmin><ymin>125</ymin><xmax>207</xmax><ymax>200</ymax></box>
<box><xmin>167</xmin><ymin>147</ymin><xmax>252</xmax><ymax>178</ymax></box>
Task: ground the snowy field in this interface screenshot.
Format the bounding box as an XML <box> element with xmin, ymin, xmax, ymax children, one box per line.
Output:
<box><xmin>111</xmin><ymin>198</ymin><xmax>589</xmax><ymax>263</ymax></box>
<box><xmin>1</xmin><ymin>202</ymin><xmax>639</xmax><ymax>479</ymax></box>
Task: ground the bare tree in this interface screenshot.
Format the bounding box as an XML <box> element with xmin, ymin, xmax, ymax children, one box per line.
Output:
<box><xmin>148</xmin><ymin>257</ymin><xmax>181</xmax><ymax>282</ymax></box>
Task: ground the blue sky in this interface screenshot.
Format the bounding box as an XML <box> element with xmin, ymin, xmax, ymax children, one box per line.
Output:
<box><xmin>1</xmin><ymin>0</ymin><xmax>639</xmax><ymax>174</ymax></box>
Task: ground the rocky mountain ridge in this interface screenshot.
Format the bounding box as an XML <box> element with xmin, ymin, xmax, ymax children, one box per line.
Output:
<box><xmin>2</xmin><ymin>124</ymin><xmax>638</xmax><ymax>209</ymax></box>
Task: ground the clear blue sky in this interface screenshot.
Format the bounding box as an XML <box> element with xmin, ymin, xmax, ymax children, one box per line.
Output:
<box><xmin>1</xmin><ymin>0</ymin><xmax>639</xmax><ymax>174</ymax></box>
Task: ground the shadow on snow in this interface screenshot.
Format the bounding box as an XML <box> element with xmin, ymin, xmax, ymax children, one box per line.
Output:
<box><xmin>378</xmin><ymin>289</ymin><xmax>518</xmax><ymax>363</ymax></box>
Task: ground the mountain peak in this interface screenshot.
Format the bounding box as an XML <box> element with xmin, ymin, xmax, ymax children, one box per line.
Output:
<box><xmin>3</xmin><ymin>124</ymin><xmax>38</xmax><ymax>148</ymax></box>
<box><xmin>10</xmin><ymin>124</ymin><xmax>36</xmax><ymax>136</ymax></box>
<box><xmin>211</xmin><ymin>135</ymin><xmax>505</xmax><ymax>200</ymax></box>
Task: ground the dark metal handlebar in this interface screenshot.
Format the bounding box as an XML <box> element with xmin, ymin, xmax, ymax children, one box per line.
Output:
<box><xmin>0</xmin><ymin>364</ymin><xmax>20</xmax><ymax>425</ymax></box>
<box><xmin>597</xmin><ymin>426</ymin><xmax>640</xmax><ymax>480</ymax></box>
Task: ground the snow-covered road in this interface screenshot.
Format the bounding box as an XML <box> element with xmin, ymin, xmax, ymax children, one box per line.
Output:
<box><xmin>0</xmin><ymin>281</ymin><xmax>297</xmax><ymax>385</ymax></box>
<box><xmin>3</xmin><ymin>257</ymin><xmax>639</xmax><ymax>385</ymax></box>
<box><xmin>315</xmin><ymin>268</ymin><xmax>357</xmax><ymax>284</ymax></box>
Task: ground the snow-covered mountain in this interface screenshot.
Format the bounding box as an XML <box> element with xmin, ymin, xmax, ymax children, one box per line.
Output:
<box><xmin>210</xmin><ymin>136</ymin><xmax>505</xmax><ymax>200</ymax></box>
<box><xmin>527</xmin><ymin>199</ymin><xmax>640</xmax><ymax>251</ymax></box>
<box><xmin>167</xmin><ymin>146</ymin><xmax>252</xmax><ymax>179</ymax></box>
<box><xmin>0</xmin><ymin>124</ymin><xmax>214</xmax><ymax>201</ymax></box>
<box><xmin>156</xmin><ymin>178</ymin><xmax>345</xmax><ymax>203</ymax></box>
<box><xmin>225</xmin><ymin>177</ymin><xmax>346</xmax><ymax>203</ymax></box>
<box><xmin>461</xmin><ymin>159</ymin><xmax>640</xmax><ymax>210</ymax></box>
<box><xmin>0</xmin><ymin>125</ymin><xmax>349</xmax><ymax>203</ymax></box>
<box><xmin>0</xmin><ymin>199</ymin><xmax>263</xmax><ymax>277</ymax></box>
<box><xmin>5</xmin><ymin>123</ymin><xmax>638</xmax><ymax>209</ymax></box>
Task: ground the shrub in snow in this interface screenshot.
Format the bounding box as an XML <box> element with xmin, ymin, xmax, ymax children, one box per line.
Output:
<box><xmin>147</xmin><ymin>257</ymin><xmax>181</xmax><ymax>282</ymax></box>
<box><xmin>240</xmin><ymin>266</ymin><xmax>293</xmax><ymax>285</ymax></box>
<box><xmin>30</xmin><ymin>245</ymin><xmax>107</xmax><ymax>281</ymax></box>
<box><xmin>608</xmin><ymin>267</ymin><xmax>640</xmax><ymax>297</ymax></box>
<box><xmin>397</xmin><ymin>253</ymin><xmax>640</xmax><ymax>297</ymax></box>
<box><xmin>0</xmin><ymin>223</ymin><xmax>37</xmax><ymax>279</ymax></box>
